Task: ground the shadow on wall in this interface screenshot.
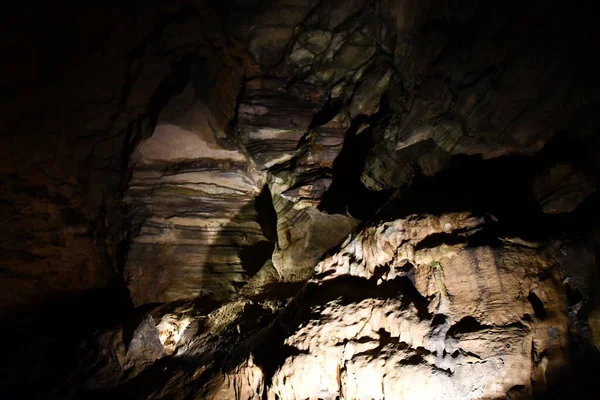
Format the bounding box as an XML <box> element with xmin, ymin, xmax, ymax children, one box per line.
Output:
<box><xmin>67</xmin><ymin>183</ymin><xmax>283</xmax><ymax>399</ymax></box>
<box><xmin>378</xmin><ymin>152</ymin><xmax>600</xmax><ymax>240</ymax></box>
<box><xmin>319</xmin><ymin>113</ymin><xmax>394</xmax><ymax>221</ymax></box>
<box><xmin>197</xmin><ymin>182</ymin><xmax>277</xmax><ymax>297</ymax></box>
<box><xmin>47</xmin><ymin>183</ymin><xmax>279</xmax><ymax>400</ymax></box>
<box><xmin>124</xmin><ymin>167</ymin><xmax>280</xmax><ymax>308</ymax></box>
<box><xmin>237</xmin><ymin>184</ymin><xmax>278</xmax><ymax>280</ymax></box>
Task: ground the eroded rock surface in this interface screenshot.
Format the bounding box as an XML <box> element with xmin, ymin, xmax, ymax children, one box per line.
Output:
<box><xmin>267</xmin><ymin>214</ymin><xmax>567</xmax><ymax>400</ymax></box>
<box><xmin>2</xmin><ymin>1</ymin><xmax>600</xmax><ymax>399</ymax></box>
<box><xmin>132</xmin><ymin>213</ymin><xmax>596</xmax><ymax>400</ymax></box>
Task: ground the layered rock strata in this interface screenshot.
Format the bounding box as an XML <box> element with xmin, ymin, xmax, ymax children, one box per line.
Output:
<box><xmin>125</xmin><ymin>84</ymin><xmax>271</xmax><ymax>305</ymax></box>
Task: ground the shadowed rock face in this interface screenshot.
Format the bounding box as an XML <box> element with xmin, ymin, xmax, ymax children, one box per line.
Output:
<box><xmin>1</xmin><ymin>0</ymin><xmax>599</xmax><ymax>399</ymax></box>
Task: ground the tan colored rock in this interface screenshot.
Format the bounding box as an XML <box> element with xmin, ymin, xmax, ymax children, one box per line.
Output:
<box><xmin>125</xmin><ymin>84</ymin><xmax>272</xmax><ymax>306</ymax></box>
<box><xmin>589</xmin><ymin>305</ymin><xmax>600</xmax><ymax>351</ymax></box>
<box><xmin>73</xmin><ymin>303</ymin><xmax>198</xmax><ymax>390</ymax></box>
<box><xmin>204</xmin><ymin>213</ymin><xmax>581</xmax><ymax>400</ymax></box>
<box><xmin>132</xmin><ymin>86</ymin><xmax>244</xmax><ymax>164</ymax></box>
<box><xmin>271</xmin><ymin>194</ymin><xmax>357</xmax><ymax>282</ymax></box>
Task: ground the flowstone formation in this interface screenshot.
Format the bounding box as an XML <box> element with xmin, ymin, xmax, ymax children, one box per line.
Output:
<box><xmin>74</xmin><ymin>213</ymin><xmax>599</xmax><ymax>399</ymax></box>
<box><xmin>1</xmin><ymin>1</ymin><xmax>599</xmax><ymax>399</ymax></box>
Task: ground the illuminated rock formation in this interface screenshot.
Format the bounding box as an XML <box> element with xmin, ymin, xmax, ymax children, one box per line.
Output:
<box><xmin>1</xmin><ymin>1</ymin><xmax>599</xmax><ymax>399</ymax></box>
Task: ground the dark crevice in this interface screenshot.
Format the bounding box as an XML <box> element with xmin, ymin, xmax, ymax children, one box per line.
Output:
<box><xmin>319</xmin><ymin>114</ymin><xmax>393</xmax><ymax>220</ymax></box>
<box><xmin>394</xmin><ymin>277</ymin><xmax>432</xmax><ymax>320</ymax></box>
<box><xmin>307</xmin><ymin>98</ymin><xmax>343</xmax><ymax>131</ymax></box>
<box><xmin>239</xmin><ymin>240</ymin><xmax>274</xmax><ymax>277</ymax></box>
<box><xmin>239</xmin><ymin>185</ymin><xmax>277</xmax><ymax>277</ymax></box>
<box><xmin>381</xmin><ymin>154</ymin><xmax>540</xmax><ymax>223</ymax></box>
<box><xmin>446</xmin><ymin>316</ymin><xmax>488</xmax><ymax>338</ymax></box>
<box><xmin>431</xmin><ymin>314</ymin><xmax>448</xmax><ymax>328</ymax></box>
<box><xmin>351</xmin><ymin>332</ymin><xmax>410</xmax><ymax>359</ymax></box>
<box><xmin>375</xmin><ymin>153</ymin><xmax>598</xmax><ymax>243</ymax></box>
<box><xmin>456</xmin><ymin>348</ymin><xmax>482</xmax><ymax>360</ymax></box>
<box><xmin>566</xmin><ymin>285</ymin><xmax>583</xmax><ymax>307</ymax></box>
<box><xmin>506</xmin><ymin>384</ymin><xmax>527</xmax><ymax>399</ymax></box>
<box><xmin>255</xmin><ymin>184</ymin><xmax>278</xmax><ymax>244</ymax></box>
<box><xmin>465</xmin><ymin>222</ymin><xmax>503</xmax><ymax>247</ymax></box>
<box><xmin>528</xmin><ymin>292</ymin><xmax>547</xmax><ymax>320</ymax></box>
<box><xmin>414</xmin><ymin>232</ymin><xmax>468</xmax><ymax>251</ymax></box>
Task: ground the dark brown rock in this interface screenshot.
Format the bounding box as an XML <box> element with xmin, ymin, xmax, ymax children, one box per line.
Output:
<box><xmin>533</xmin><ymin>164</ymin><xmax>597</xmax><ymax>214</ymax></box>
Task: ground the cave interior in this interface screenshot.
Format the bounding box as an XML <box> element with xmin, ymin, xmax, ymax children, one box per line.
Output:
<box><xmin>1</xmin><ymin>1</ymin><xmax>600</xmax><ymax>399</ymax></box>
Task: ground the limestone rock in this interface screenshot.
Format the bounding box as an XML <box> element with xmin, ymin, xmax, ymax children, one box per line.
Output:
<box><xmin>245</xmin><ymin>0</ymin><xmax>319</xmax><ymax>69</ymax></box>
<box><xmin>72</xmin><ymin>303</ymin><xmax>199</xmax><ymax>390</ymax></box>
<box><xmin>271</xmin><ymin>195</ymin><xmax>357</xmax><ymax>282</ymax></box>
<box><xmin>200</xmin><ymin>213</ymin><xmax>594</xmax><ymax>400</ymax></box>
<box><xmin>238</xmin><ymin>78</ymin><xmax>328</xmax><ymax>170</ymax></box>
<box><xmin>359</xmin><ymin>1</ymin><xmax>600</xmax><ymax>192</ymax></box>
<box><xmin>533</xmin><ymin>163</ymin><xmax>597</xmax><ymax>214</ymax></box>
<box><xmin>125</xmin><ymin>84</ymin><xmax>272</xmax><ymax>306</ymax></box>
<box><xmin>3</xmin><ymin>1</ymin><xmax>600</xmax><ymax>398</ymax></box>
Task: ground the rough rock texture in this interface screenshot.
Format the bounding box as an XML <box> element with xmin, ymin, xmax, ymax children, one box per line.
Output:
<box><xmin>248</xmin><ymin>216</ymin><xmax>594</xmax><ymax>399</ymax></box>
<box><xmin>2</xmin><ymin>1</ymin><xmax>600</xmax><ymax>399</ymax></box>
<box><xmin>72</xmin><ymin>301</ymin><xmax>201</xmax><ymax>390</ymax></box>
<box><xmin>236</xmin><ymin>76</ymin><xmax>359</xmax><ymax>283</ymax></box>
<box><xmin>271</xmin><ymin>214</ymin><xmax>569</xmax><ymax>400</ymax></box>
<box><xmin>356</xmin><ymin>1</ymin><xmax>600</xmax><ymax>193</ymax></box>
<box><xmin>79</xmin><ymin>213</ymin><xmax>598</xmax><ymax>399</ymax></box>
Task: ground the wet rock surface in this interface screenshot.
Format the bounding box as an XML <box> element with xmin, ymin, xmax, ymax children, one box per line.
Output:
<box><xmin>1</xmin><ymin>0</ymin><xmax>599</xmax><ymax>399</ymax></box>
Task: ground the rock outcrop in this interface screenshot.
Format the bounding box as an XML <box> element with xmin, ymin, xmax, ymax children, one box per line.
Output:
<box><xmin>1</xmin><ymin>1</ymin><xmax>599</xmax><ymax>399</ymax></box>
<box><xmin>75</xmin><ymin>213</ymin><xmax>598</xmax><ymax>399</ymax></box>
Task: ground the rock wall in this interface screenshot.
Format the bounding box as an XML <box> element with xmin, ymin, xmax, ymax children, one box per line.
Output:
<box><xmin>78</xmin><ymin>213</ymin><xmax>598</xmax><ymax>399</ymax></box>
<box><xmin>1</xmin><ymin>0</ymin><xmax>599</xmax><ymax>398</ymax></box>
<box><xmin>124</xmin><ymin>83</ymin><xmax>270</xmax><ymax>305</ymax></box>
